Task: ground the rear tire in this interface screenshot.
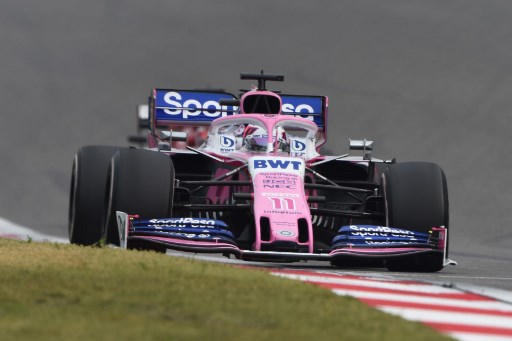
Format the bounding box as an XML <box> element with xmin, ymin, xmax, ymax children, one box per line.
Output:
<box><xmin>382</xmin><ymin>162</ymin><xmax>449</xmax><ymax>272</ymax></box>
<box><xmin>68</xmin><ymin>146</ymin><xmax>124</xmax><ymax>245</ymax></box>
<box><xmin>104</xmin><ymin>149</ymin><xmax>175</xmax><ymax>249</ymax></box>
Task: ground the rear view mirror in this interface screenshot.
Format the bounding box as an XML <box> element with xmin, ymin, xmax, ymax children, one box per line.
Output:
<box><xmin>349</xmin><ymin>139</ymin><xmax>374</xmax><ymax>160</ymax></box>
<box><xmin>349</xmin><ymin>139</ymin><xmax>373</xmax><ymax>151</ymax></box>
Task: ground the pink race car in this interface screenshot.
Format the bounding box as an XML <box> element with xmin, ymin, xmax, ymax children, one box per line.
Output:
<box><xmin>69</xmin><ymin>72</ymin><xmax>455</xmax><ymax>272</ymax></box>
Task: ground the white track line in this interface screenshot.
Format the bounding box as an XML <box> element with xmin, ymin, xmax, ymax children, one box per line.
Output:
<box><xmin>379</xmin><ymin>306</ymin><xmax>512</xmax><ymax>330</ymax></box>
<box><xmin>273</xmin><ymin>272</ymin><xmax>462</xmax><ymax>294</ymax></box>
<box><xmin>447</xmin><ymin>333</ymin><xmax>512</xmax><ymax>341</ymax></box>
<box><xmin>330</xmin><ymin>289</ymin><xmax>512</xmax><ymax>311</ymax></box>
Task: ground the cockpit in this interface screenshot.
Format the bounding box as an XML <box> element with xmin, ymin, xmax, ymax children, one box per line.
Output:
<box><xmin>199</xmin><ymin>114</ymin><xmax>320</xmax><ymax>161</ymax></box>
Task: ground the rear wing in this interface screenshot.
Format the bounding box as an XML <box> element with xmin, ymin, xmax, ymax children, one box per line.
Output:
<box><xmin>150</xmin><ymin>89</ymin><xmax>328</xmax><ymax>144</ymax></box>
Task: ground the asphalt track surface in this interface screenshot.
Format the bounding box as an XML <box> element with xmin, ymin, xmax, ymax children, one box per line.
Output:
<box><xmin>1</xmin><ymin>1</ymin><xmax>512</xmax><ymax>291</ymax></box>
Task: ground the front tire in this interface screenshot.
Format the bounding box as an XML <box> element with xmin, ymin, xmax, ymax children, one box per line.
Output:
<box><xmin>382</xmin><ymin>162</ymin><xmax>449</xmax><ymax>272</ymax></box>
<box><xmin>68</xmin><ymin>146</ymin><xmax>124</xmax><ymax>245</ymax></box>
<box><xmin>104</xmin><ymin>149</ymin><xmax>175</xmax><ymax>249</ymax></box>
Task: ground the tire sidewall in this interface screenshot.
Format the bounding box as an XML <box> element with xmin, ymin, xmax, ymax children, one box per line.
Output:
<box><xmin>69</xmin><ymin>146</ymin><xmax>125</xmax><ymax>245</ymax></box>
<box><xmin>104</xmin><ymin>149</ymin><xmax>175</xmax><ymax>245</ymax></box>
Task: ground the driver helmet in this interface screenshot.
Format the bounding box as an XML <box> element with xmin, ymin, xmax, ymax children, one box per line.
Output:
<box><xmin>244</xmin><ymin>126</ymin><xmax>288</xmax><ymax>151</ymax></box>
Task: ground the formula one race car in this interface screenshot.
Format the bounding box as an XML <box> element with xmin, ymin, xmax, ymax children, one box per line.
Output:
<box><xmin>68</xmin><ymin>72</ymin><xmax>455</xmax><ymax>272</ymax></box>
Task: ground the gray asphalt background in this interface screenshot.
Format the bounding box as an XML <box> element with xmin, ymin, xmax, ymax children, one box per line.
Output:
<box><xmin>1</xmin><ymin>1</ymin><xmax>511</xmax><ymax>290</ymax></box>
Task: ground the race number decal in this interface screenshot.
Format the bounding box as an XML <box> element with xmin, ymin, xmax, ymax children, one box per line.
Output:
<box><xmin>268</xmin><ymin>197</ymin><xmax>296</xmax><ymax>211</ymax></box>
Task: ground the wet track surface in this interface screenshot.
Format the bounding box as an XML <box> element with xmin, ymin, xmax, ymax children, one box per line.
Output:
<box><xmin>1</xmin><ymin>1</ymin><xmax>512</xmax><ymax>291</ymax></box>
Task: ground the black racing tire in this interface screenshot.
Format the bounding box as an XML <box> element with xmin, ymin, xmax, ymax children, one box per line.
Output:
<box><xmin>104</xmin><ymin>148</ymin><xmax>174</xmax><ymax>249</ymax></box>
<box><xmin>381</xmin><ymin>162</ymin><xmax>449</xmax><ymax>272</ymax></box>
<box><xmin>68</xmin><ymin>146</ymin><xmax>125</xmax><ymax>245</ymax></box>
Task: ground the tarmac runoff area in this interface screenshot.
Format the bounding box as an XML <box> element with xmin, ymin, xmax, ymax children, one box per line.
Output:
<box><xmin>2</xmin><ymin>219</ymin><xmax>512</xmax><ymax>341</ymax></box>
<box><xmin>0</xmin><ymin>216</ymin><xmax>67</xmax><ymax>243</ymax></box>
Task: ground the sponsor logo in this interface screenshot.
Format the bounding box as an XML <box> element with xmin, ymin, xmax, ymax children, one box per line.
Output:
<box><xmin>166</xmin><ymin>232</ymin><xmax>212</xmax><ymax>239</ymax></box>
<box><xmin>161</xmin><ymin>91</ymin><xmax>234</xmax><ymax>119</ymax></box>
<box><xmin>249</xmin><ymin>155</ymin><xmax>305</xmax><ymax>179</ymax></box>
<box><xmin>282</xmin><ymin>103</ymin><xmax>315</xmax><ymax>114</ymax></box>
<box><xmin>220</xmin><ymin>136</ymin><xmax>235</xmax><ymax>148</ymax></box>
<box><xmin>364</xmin><ymin>241</ymin><xmax>415</xmax><ymax>245</ymax></box>
<box><xmin>281</xmin><ymin>96</ymin><xmax>323</xmax><ymax>125</ymax></box>
<box><xmin>219</xmin><ymin>135</ymin><xmax>236</xmax><ymax>153</ymax></box>
<box><xmin>262</xmin><ymin>179</ymin><xmax>297</xmax><ymax>189</ymax></box>
<box><xmin>290</xmin><ymin>139</ymin><xmax>307</xmax><ymax>158</ymax></box>
<box><xmin>347</xmin><ymin>225</ymin><xmax>414</xmax><ymax>235</ymax></box>
<box><xmin>263</xmin><ymin>210</ymin><xmax>302</xmax><ymax>215</ymax></box>
<box><xmin>274</xmin><ymin>221</ymin><xmax>296</xmax><ymax>227</ymax></box>
<box><xmin>149</xmin><ymin>218</ymin><xmax>216</xmax><ymax>226</ymax></box>
<box><xmin>350</xmin><ymin>231</ymin><xmax>417</xmax><ymax>239</ymax></box>
<box><xmin>262</xmin><ymin>185</ymin><xmax>296</xmax><ymax>189</ymax></box>
<box><xmin>156</xmin><ymin>91</ymin><xmax>324</xmax><ymax>127</ymax></box>
<box><xmin>262</xmin><ymin>193</ymin><xmax>299</xmax><ymax>197</ymax></box>
<box><xmin>253</xmin><ymin>159</ymin><xmax>302</xmax><ymax>170</ymax></box>
<box><xmin>291</xmin><ymin>140</ymin><xmax>306</xmax><ymax>152</ymax></box>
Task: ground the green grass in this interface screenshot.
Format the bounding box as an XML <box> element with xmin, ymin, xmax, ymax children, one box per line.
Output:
<box><xmin>0</xmin><ymin>239</ymin><xmax>452</xmax><ymax>340</ymax></box>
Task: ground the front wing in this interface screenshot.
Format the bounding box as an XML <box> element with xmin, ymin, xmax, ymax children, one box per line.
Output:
<box><xmin>116</xmin><ymin>212</ymin><xmax>455</xmax><ymax>267</ymax></box>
